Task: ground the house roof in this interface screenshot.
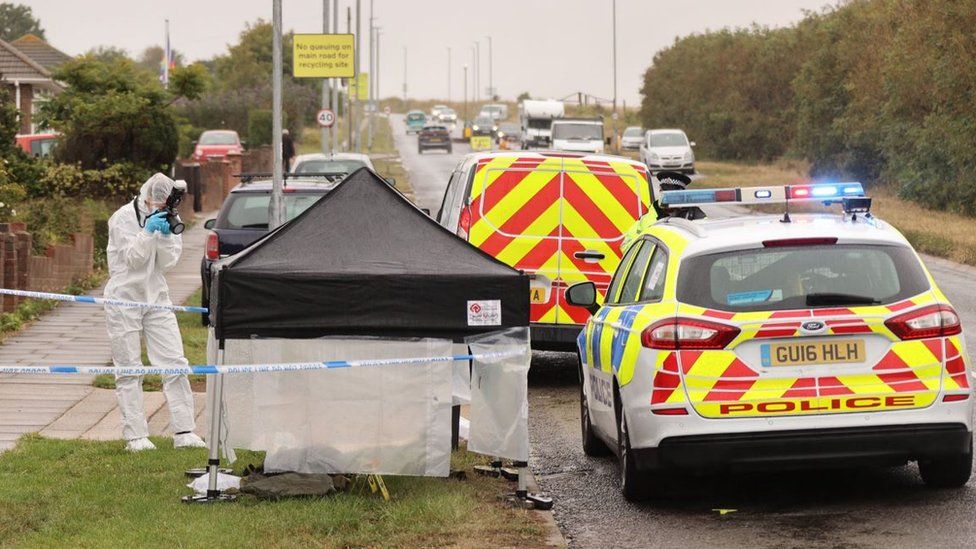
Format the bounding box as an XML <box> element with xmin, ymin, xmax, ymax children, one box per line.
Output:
<box><xmin>0</xmin><ymin>38</ymin><xmax>61</xmax><ymax>91</ymax></box>
<box><xmin>11</xmin><ymin>34</ymin><xmax>71</xmax><ymax>71</ymax></box>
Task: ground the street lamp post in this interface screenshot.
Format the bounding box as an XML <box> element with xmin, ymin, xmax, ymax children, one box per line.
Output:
<box><xmin>612</xmin><ymin>0</ymin><xmax>618</xmax><ymax>114</ymax></box>
<box><xmin>270</xmin><ymin>0</ymin><xmax>284</xmax><ymax>229</ymax></box>
<box><xmin>447</xmin><ymin>47</ymin><xmax>451</xmax><ymax>102</ymax></box>
<box><xmin>463</xmin><ymin>64</ymin><xmax>468</xmax><ymax>123</ymax></box>
<box><xmin>486</xmin><ymin>35</ymin><xmax>493</xmax><ymax>100</ymax></box>
<box><xmin>474</xmin><ymin>41</ymin><xmax>480</xmax><ymax>102</ymax></box>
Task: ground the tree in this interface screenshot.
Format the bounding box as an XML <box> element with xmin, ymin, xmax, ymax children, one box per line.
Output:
<box><xmin>138</xmin><ymin>45</ymin><xmax>186</xmax><ymax>76</ymax></box>
<box><xmin>516</xmin><ymin>92</ymin><xmax>531</xmax><ymax>102</ymax></box>
<box><xmin>168</xmin><ymin>63</ymin><xmax>210</xmax><ymax>103</ymax></box>
<box><xmin>84</xmin><ymin>46</ymin><xmax>131</xmax><ymax>64</ymax></box>
<box><xmin>0</xmin><ymin>2</ymin><xmax>44</xmax><ymax>41</ymax></box>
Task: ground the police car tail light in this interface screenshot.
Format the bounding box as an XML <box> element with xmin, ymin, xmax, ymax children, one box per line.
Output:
<box><xmin>205</xmin><ymin>232</ymin><xmax>220</xmax><ymax>261</ymax></box>
<box><xmin>457</xmin><ymin>207</ymin><xmax>471</xmax><ymax>241</ymax></box>
<box><xmin>642</xmin><ymin>317</ymin><xmax>740</xmax><ymax>350</ymax></box>
<box><xmin>885</xmin><ymin>304</ymin><xmax>962</xmax><ymax>340</ymax></box>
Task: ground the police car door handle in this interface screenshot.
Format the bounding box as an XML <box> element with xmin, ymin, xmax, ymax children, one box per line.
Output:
<box><xmin>574</xmin><ymin>250</ymin><xmax>605</xmax><ymax>263</ymax></box>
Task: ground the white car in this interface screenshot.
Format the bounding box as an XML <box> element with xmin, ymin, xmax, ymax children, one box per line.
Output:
<box><xmin>567</xmin><ymin>183</ymin><xmax>974</xmax><ymax>500</ymax></box>
<box><xmin>620</xmin><ymin>126</ymin><xmax>644</xmax><ymax>150</ymax></box>
<box><xmin>291</xmin><ymin>153</ymin><xmax>375</xmax><ymax>174</ymax></box>
<box><xmin>640</xmin><ymin>129</ymin><xmax>695</xmax><ymax>174</ymax></box>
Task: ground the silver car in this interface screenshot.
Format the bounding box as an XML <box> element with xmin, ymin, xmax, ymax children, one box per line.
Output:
<box><xmin>639</xmin><ymin>128</ymin><xmax>696</xmax><ymax>174</ymax></box>
<box><xmin>620</xmin><ymin>126</ymin><xmax>644</xmax><ymax>150</ymax></box>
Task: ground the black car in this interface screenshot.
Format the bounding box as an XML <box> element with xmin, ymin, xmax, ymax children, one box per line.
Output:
<box><xmin>470</xmin><ymin>116</ymin><xmax>497</xmax><ymax>138</ymax></box>
<box><xmin>418</xmin><ymin>124</ymin><xmax>452</xmax><ymax>154</ymax></box>
<box><xmin>200</xmin><ymin>177</ymin><xmax>341</xmax><ymax>324</ymax></box>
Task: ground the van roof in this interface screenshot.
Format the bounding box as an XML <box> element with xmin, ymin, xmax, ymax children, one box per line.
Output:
<box><xmin>461</xmin><ymin>150</ymin><xmax>647</xmax><ymax>169</ymax></box>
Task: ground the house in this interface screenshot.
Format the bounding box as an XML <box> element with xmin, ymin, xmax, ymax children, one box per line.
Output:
<box><xmin>1</xmin><ymin>35</ymin><xmax>68</xmax><ymax>134</ymax></box>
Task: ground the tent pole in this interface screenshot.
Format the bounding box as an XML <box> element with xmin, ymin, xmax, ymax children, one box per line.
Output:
<box><xmin>183</xmin><ymin>339</ymin><xmax>235</xmax><ymax>503</ymax></box>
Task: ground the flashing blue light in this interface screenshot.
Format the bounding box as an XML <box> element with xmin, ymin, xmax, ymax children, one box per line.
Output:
<box><xmin>661</xmin><ymin>190</ymin><xmax>716</xmax><ymax>205</ymax></box>
<box><xmin>812</xmin><ymin>186</ymin><xmax>837</xmax><ymax>197</ymax></box>
<box><xmin>843</xmin><ymin>185</ymin><xmax>863</xmax><ymax>195</ymax></box>
<box><xmin>754</xmin><ymin>189</ymin><xmax>772</xmax><ymax>199</ymax></box>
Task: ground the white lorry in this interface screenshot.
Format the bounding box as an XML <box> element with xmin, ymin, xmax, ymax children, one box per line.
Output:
<box><xmin>518</xmin><ymin>99</ymin><xmax>564</xmax><ymax>149</ymax></box>
<box><xmin>550</xmin><ymin>117</ymin><xmax>606</xmax><ymax>154</ymax></box>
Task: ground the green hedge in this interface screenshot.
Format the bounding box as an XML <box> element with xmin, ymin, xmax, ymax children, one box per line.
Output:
<box><xmin>639</xmin><ymin>0</ymin><xmax>976</xmax><ymax>215</ymax></box>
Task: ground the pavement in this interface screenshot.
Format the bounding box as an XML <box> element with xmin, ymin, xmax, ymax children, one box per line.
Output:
<box><xmin>393</xmin><ymin>122</ymin><xmax>976</xmax><ymax>547</ymax></box>
<box><xmin>0</xmin><ymin>215</ymin><xmax>213</xmax><ymax>451</ymax></box>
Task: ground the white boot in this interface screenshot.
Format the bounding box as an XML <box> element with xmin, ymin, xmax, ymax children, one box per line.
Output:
<box><xmin>174</xmin><ymin>432</ymin><xmax>206</xmax><ymax>448</ymax></box>
<box><xmin>126</xmin><ymin>437</ymin><xmax>156</xmax><ymax>452</ymax></box>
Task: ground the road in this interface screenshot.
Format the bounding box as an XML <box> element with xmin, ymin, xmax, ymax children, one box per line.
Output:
<box><xmin>391</xmin><ymin>114</ymin><xmax>976</xmax><ymax>548</ymax></box>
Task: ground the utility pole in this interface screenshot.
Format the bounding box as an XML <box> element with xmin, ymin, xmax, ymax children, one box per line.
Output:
<box><xmin>354</xmin><ymin>0</ymin><xmax>361</xmax><ymax>152</ymax></box>
<box><xmin>612</xmin><ymin>0</ymin><xmax>618</xmax><ymax>114</ymax></box>
<box><xmin>376</xmin><ymin>30</ymin><xmax>381</xmax><ymax>114</ymax></box>
<box><xmin>447</xmin><ymin>47</ymin><xmax>451</xmax><ymax>102</ymax></box>
<box><xmin>321</xmin><ymin>0</ymin><xmax>330</xmax><ymax>154</ymax></box>
<box><xmin>331</xmin><ymin>0</ymin><xmax>338</xmax><ymax>154</ymax></box>
<box><xmin>367</xmin><ymin>0</ymin><xmax>374</xmax><ymax>150</ymax></box>
<box><xmin>270</xmin><ymin>0</ymin><xmax>284</xmax><ymax>229</ymax></box>
<box><xmin>346</xmin><ymin>6</ymin><xmax>352</xmax><ymax>151</ymax></box>
<box><xmin>402</xmin><ymin>46</ymin><xmax>407</xmax><ymax>108</ymax></box>
<box><xmin>486</xmin><ymin>35</ymin><xmax>493</xmax><ymax>101</ymax></box>
<box><xmin>463</xmin><ymin>64</ymin><xmax>468</xmax><ymax>122</ymax></box>
<box><xmin>474</xmin><ymin>41</ymin><xmax>480</xmax><ymax>102</ymax></box>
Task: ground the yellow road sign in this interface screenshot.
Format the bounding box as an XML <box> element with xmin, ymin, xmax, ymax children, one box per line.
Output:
<box><xmin>470</xmin><ymin>136</ymin><xmax>493</xmax><ymax>150</ymax></box>
<box><xmin>349</xmin><ymin>72</ymin><xmax>369</xmax><ymax>101</ymax></box>
<box><xmin>293</xmin><ymin>34</ymin><xmax>355</xmax><ymax>78</ymax></box>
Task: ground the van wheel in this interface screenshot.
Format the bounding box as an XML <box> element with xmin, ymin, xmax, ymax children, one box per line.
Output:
<box><xmin>579</xmin><ymin>359</ymin><xmax>610</xmax><ymax>457</ymax></box>
<box><xmin>919</xmin><ymin>448</ymin><xmax>973</xmax><ymax>488</ymax></box>
<box><xmin>616</xmin><ymin>386</ymin><xmax>652</xmax><ymax>501</ymax></box>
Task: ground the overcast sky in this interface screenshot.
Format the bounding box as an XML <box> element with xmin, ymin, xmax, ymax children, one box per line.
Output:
<box><xmin>30</xmin><ymin>0</ymin><xmax>834</xmax><ymax>104</ymax></box>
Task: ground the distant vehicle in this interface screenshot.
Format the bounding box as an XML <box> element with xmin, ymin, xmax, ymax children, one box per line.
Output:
<box><xmin>470</xmin><ymin>116</ymin><xmax>497</xmax><ymax>138</ymax></box>
<box><xmin>519</xmin><ymin>99</ymin><xmax>564</xmax><ymax>149</ymax></box>
<box><xmin>640</xmin><ymin>129</ymin><xmax>696</xmax><ymax>174</ymax></box>
<box><xmin>436</xmin><ymin>107</ymin><xmax>457</xmax><ymax>124</ymax></box>
<box><xmin>15</xmin><ymin>132</ymin><xmax>58</xmax><ymax>157</ymax></box>
<box><xmin>620</xmin><ymin>126</ymin><xmax>644</xmax><ymax>150</ymax></box>
<box><xmin>200</xmin><ymin>177</ymin><xmax>343</xmax><ymax>324</ymax></box>
<box><xmin>437</xmin><ymin>150</ymin><xmax>652</xmax><ymax>351</ymax></box>
<box><xmin>418</xmin><ymin>124</ymin><xmax>452</xmax><ymax>154</ymax></box>
<box><xmin>192</xmin><ymin>130</ymin><xmax>244</xmax><ymax>163</ymax></box>
<box><xmin>479</xmin><ymin>103</ymin><xmax>508</xmax><ymax>121</ymax></box>
<box><xmin>405</xmin><ymin>111</ymin><xmax>428</xmax><ymax>134</ymax></box>
<box><xmin>291</xmin><ymin>152</ymin><xmax>375</xmax><ymax>174</ymax></box>
<box><xmin>430</xmin><ymin>104</ymin><xmax>450</xmax><ymax>118</ymax></box>
<box><xmin>550</xmin><ymin>118</ymin><xmax>606</xmax><ymax>154</ymax></box>
<box><xmin>496</xmin><ymin>122</ymin><xmax>521</xmax><ymax>149</ymax></box>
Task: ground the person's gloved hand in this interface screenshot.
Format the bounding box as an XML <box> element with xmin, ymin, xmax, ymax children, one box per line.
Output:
<box><xmin>144</xmin><ymin>211</ymin><xmax>168</xmax><ymax>234</ymax></box>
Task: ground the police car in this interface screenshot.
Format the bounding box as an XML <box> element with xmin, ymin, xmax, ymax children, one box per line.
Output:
<box><xmin>565</xmin><ymin>183</ymin><xmax>974</xmax><ymax>500</ymax></box>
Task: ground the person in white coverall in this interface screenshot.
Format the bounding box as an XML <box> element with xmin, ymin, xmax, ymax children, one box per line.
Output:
<box><xmin>105</xmin><ymin>173</ymin><xmax>206</xmax><ymax>452</ymax></box>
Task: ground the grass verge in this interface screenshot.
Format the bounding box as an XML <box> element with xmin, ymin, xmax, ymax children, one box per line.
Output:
<box><xmin>93</xmin><ymin>288</ymin><xmax>207</xmax><ymax>392</ymax></box>
<box><xmin>693</xmin><ymin>160</ymin><xmax>976</xmax><ymax>266</ymax></box>
<box><xmin>0</xmin><ymin>435</ymin><xmax>546</xmax><ymax>547</ymax></box>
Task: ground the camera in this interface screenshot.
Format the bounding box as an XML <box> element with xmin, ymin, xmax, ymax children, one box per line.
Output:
<box><xmin>162</xmin><ymin>180</ymin><xmax>187</xmax><ymax>235</ymax></box>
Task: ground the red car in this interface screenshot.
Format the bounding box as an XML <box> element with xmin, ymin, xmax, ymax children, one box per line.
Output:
<box><xmin>191</xmin><ymin>130</ymin><xmax>244</xmax><ymax>162</ymax></box>
<box><xmin>16</xmin><ymin>133</ymin><xmax>58</xmax><ymax>157</ymax></box>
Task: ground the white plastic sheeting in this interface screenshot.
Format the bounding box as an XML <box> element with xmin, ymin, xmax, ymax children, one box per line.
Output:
<box><xmin>465</xmin><ymin>328</ymin><xmax>531</xmax><ymax>462</ymax></box>
<box><xmin>211</xmin><ymin>337</ymin><xmax>454</xmax><ymax>477</ymax></box>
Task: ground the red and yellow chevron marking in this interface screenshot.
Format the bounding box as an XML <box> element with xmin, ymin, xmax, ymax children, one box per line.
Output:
<box><xmin>468</xmin><ymin>155</ymin><xmax>651</xmax><ymax>326</ymax></box>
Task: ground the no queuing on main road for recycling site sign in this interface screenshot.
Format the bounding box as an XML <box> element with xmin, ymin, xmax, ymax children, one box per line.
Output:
<box><xmin>316</xmin><ymin>109</ymin><xmax>336</xmax><ymax>128</ymax></box>
<box><xmin>293</xmin><ymin>34</ymin><xmax>355</xmax><ymax>78</ymax></box>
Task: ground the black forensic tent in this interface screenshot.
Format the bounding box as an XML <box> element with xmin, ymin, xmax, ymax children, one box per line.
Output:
<box><xmin>211</xmin><ymin>168</ymin><xmax>530</xmax><ymax>341</ymax></box>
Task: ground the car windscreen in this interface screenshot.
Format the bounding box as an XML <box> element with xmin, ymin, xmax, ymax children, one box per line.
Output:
<box><xmin>649</xmin><ymin>132</ymin><xmax>688</xmax><ymax>147</ymax></box>
<box><xmin>676</xmin><ymin>244</ymin><xmax>930</xmax><ymax>312</ymax></box>
<box><xmin>623</xmin><ymin>127</ymin><xmax>643</xmax><ymax>137</ymax></box>
<box><xmin>294</xmin><ymin>159</ymin><xmax>366</xmax><ymax>173</ymax></box>
<box><xmin>218</xmin><ymin>192</ymin><xmax>326</xmax><ymax>229</ymax></box>
<box><xmin>526</xmin><ymin>119</ymin><xmax>551</xmax><ymax>130</ymax></box>
<box><xmin>552</xmin><ymin>123</ymin><xmax>603</xmax><ymax>140</ymax></box>
<box><xmin>407</xmin><ymin>113</ymin><xmax>426</xmax><ymax>121</ymax></box>
<box><xmin>199</xmin><ymin>132</ymin><xmax>238</xmax><ymax>145</ymax></box>
<box><xmin>422</xmin><ymin>126</ymin><xmax>448</xmax><ymax>132</ymax></box>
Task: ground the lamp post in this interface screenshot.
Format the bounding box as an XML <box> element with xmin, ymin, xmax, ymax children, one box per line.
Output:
<box><xmin>447</xmin><ymin>47</ymin><xmax>451</xmax><ymax>102</ymax></box>
<box><xmin>463</xmin><ymin>64</ymin><xmax>468</xmax><ymax>123</ymax></box>
<box><xmin>486</xmin><ymin>35</ymin><xmax>493</xmax><ymax>100</ymax></box>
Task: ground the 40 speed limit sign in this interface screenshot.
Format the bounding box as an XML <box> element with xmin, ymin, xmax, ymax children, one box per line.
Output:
<box><xmin>316</xmin><ymin>109</ymin><xmax>336</xmax><ymax>128</ymax></box>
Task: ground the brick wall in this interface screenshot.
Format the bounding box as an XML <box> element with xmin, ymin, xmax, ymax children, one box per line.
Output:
<box><xmin>177</xmin><ymin>147</ymin><xmax>271</xmax><ymax>217</ymax></box>
<box><xmin>0</xmin><ymin>224</ymin><xmax>94</xmax><ymax>313</ymax></box>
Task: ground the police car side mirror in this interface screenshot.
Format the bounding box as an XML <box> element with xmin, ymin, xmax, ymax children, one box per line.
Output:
<box><xmin>566</xmin><ymin>282</ymin><xmax>600</xmax><ymax>314</ymax></box>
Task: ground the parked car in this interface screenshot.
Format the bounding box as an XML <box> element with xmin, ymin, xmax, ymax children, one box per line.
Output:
<box><xmin>496</xmin><ymin>122</ymin><xmax>521</xmax><ymax>149</ymax></box>
<box><xmin>199</xmin><ymin>178</ymin><xmax>342</xmax><ymax>324</ymax></box>
<box><xmin>405</xmin><ymin>111</ymin><xmax>428</xmax><ymax>134</ymax></box>
<box><xmin>15</xmin><ymin>132</ymin><xmax>58</xmax><ymax>157</ymax></box>
<box><xmin>620</xmin><ymin>126</ymin><xmax>644</xmax><ymax>150</ymax></box>
<box><xmin>640</xmin><ymin>129</ymin><xmax>695</xmax><ymax>174</ymax></box>
<box><xmin>192</xmin><ymin>130</ymin><xmax>245</xmax><ymax>163</ymax></box>
<box><xmin>418</xmin><ymin>124</ymin><xmax>452</xmax><ymax>154</ymax></box>
<box><xmin>291</xmin><ymin>152</ymin><xmax>375</xmax><ymax>173</ymax></box>
<box><xmin>470</xmin><ymin>116</ymin><xmax>497</xmax><ymax>138</ymax></box>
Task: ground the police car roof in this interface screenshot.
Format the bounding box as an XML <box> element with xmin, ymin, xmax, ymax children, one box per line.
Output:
<box><xmin>463</xmin><ymin>150</ymin><xmax>646</xmax><ymax>167</ymax></box>
<box><xmin>657</xmin><ymin>213</ymin><xmax>908</xmax><ymax>257</ymax></box>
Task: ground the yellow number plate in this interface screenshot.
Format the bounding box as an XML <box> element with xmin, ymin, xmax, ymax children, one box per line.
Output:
<box><xmin>763</xmin><ymin>339</ymin><xmax>865</xmax><ymax>367</ymax></box>
<box><xmin>530</xmin><ymin>286</ymin><xmax>548</xmax><ymax>304</ymax></box>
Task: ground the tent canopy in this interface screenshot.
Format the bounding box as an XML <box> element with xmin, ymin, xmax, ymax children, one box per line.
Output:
<box><xmin>212</xmin><ymin>168</ymin><xmax>530</xmax><ymax>340</ymax></box>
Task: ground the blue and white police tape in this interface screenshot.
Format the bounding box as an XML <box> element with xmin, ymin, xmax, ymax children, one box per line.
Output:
<box><xmin>0</xmin><ymin>351</ymin><xmax>523</xmax><ymax>376</ymax></box>
<box><xmin>0</xmin><ymin>288</ymin><xmax>208</xmax><ymax>314</ymax></box>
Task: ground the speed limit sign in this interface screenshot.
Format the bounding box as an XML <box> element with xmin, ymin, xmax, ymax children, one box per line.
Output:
<box><xmin>316</xmin><ymin>109</ymin><xmax>336</xmax><ymax>128</ymax></box>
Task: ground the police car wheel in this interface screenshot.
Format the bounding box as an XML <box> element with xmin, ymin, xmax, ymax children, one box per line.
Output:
<box><xmin>579</xmin><ymin>360</ymin><xmax>610</xmax><ymax>457</ymax></box>
<box><xmin>918</xmin><ymin>448</ymin><xmax>973</xmax><ymax>488</ymax></box>
<box><xmin>617</xmin><ymin>391</ymin><xmax>652</xmax><ymax>500</ymax></box>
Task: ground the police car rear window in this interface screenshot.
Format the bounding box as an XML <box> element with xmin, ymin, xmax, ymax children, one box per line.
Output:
<box><xmin>676</xmin><ymin>244</ymin><xmax>929</xmax><ymax>312</ymax></box>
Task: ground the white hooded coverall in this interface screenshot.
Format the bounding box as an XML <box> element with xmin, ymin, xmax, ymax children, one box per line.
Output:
<box><xmin>105</xmin><ymin>174</ymin><xmax>196</xmax><ymax>442</ymax></box>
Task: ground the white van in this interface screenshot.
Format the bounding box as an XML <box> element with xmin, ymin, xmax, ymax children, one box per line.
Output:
<box><xmin>550</xmin><ymin>118</ymin><xmax>606</xmax><ymax>154</ymax></box>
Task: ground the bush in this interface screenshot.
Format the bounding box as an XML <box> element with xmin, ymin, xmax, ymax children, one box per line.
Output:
<box><xmin>36</xmin><ymin>162</ymin><xmax>150</xmax><ymax>200</ymax></box>
<box><xmin>19</xmin><ymin>197</ymin><xmax>115</xmax><ymax>255</ymax></box>
<box><xmin>247</xmin><ymin>109</ymin><xmax>289</xmax><ymax>147</ymax></box>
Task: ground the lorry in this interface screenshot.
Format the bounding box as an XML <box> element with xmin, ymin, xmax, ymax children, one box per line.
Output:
<box><xmin>518</xmin><ymin>99</ymin><xmax>564</xmax><ymax>149</ymax></box>
<box><xmin>550</xmin><ymin>117</ymin><xmax>606</xmax><ymax>154</ymax></box>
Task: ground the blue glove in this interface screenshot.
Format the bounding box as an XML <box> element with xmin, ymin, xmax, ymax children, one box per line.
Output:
<box><xmin>144</xmin><ymin>211</ymin><xmax>168</xmax><ymax>234</ymax></box>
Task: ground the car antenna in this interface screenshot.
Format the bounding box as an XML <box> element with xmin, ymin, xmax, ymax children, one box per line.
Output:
<box><xmin>781</xmin><ymin>188</ymin><xmax>792</xmax><ymax>223</ymax></box>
